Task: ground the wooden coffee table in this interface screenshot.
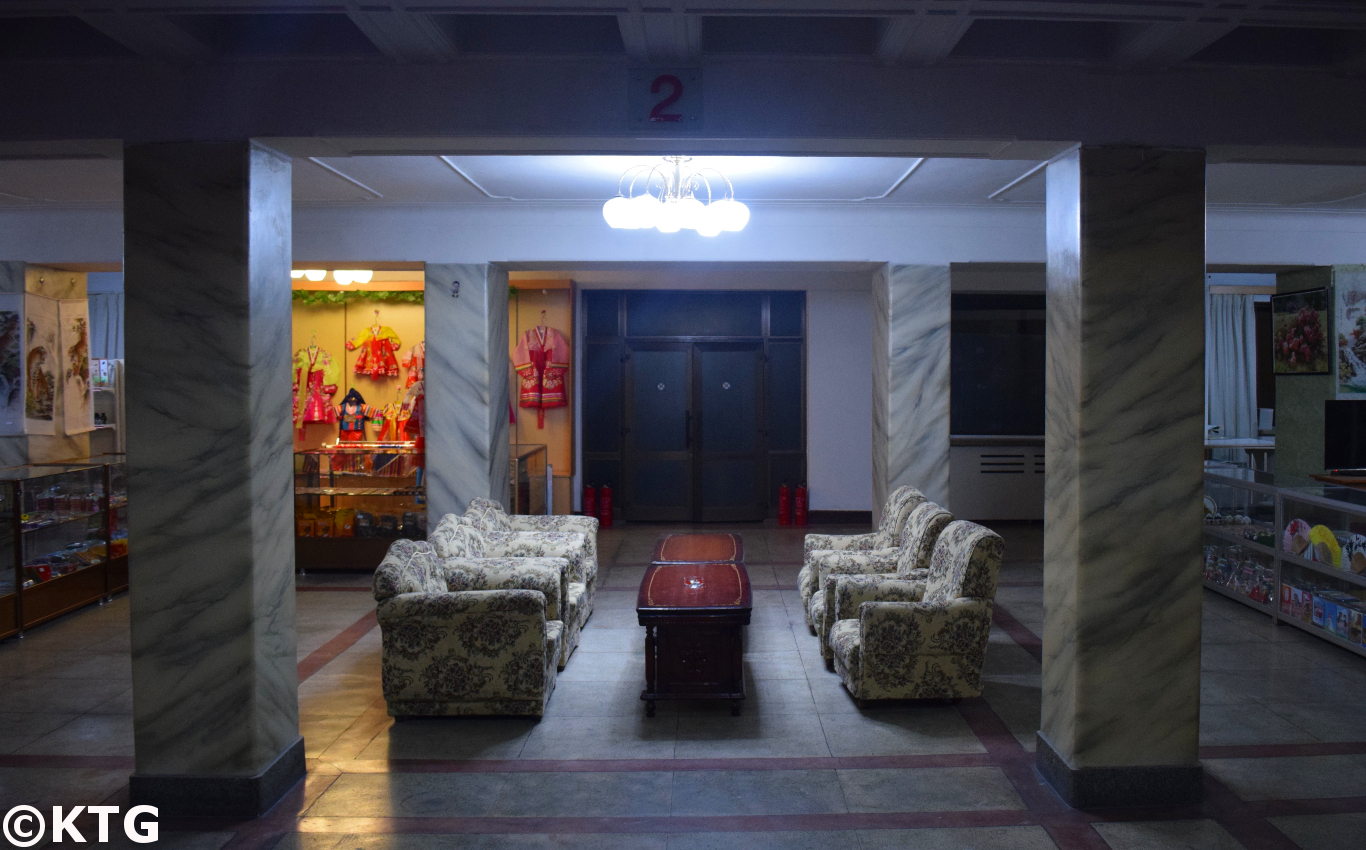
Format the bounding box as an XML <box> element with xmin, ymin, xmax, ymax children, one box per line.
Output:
<box><xmin>637</xmin><ymin>534</ymin><xmax>752</xmax><ymax>717</ymax></box>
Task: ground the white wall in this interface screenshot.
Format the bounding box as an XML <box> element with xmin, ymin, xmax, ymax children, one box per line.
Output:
<box><xmin>807</xmin><ymin>289</ymin><xmax>874</xmax><ymax>511</ymax></box>
<box><xmin>7</xmin><ymin>201</ymin><xmax>1366</xmax><ymax>511</ymax></box>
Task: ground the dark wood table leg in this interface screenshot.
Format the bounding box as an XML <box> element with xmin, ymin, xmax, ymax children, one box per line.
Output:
<box><xmin>644</xmin><ymin>624</ymin><xmax>656</xmax><ymax>717</ymax></box>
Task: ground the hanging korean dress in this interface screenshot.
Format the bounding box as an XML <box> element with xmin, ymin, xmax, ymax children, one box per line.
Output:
<box><xmin>513</xmin><ymin>325</ymin><xmax>570</xmax><ymax>428</ymax></box>
<box><xmin>293</xmin><ymin>345</ymin><xmax>341</xmax><ymax>436</ymax></box>
<box><xmin>402</xmin><ymin>341</ymin><xmax>425</xmax><ymax>388</ymax></box>
<box><xmin>346</xmin><ymin>323</ymin><xmax>402</xmax><ymax>378</ymax></box>
<box><xmin>336</xmin><ymin>389</ymin><xmax>372</xmax><ymax>442</ymax></box>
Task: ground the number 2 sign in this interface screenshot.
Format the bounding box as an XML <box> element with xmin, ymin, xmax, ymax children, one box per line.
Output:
<box><xmin>629</xmin><ymin>69</ymin><xmax>702</xmax><ymax>131</ymax></box>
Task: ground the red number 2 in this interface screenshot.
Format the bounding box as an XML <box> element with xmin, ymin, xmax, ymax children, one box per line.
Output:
<box><xmin>649</xmin><ymin>75</ymin><xmax>684</xmax><ymax>123</ymax></box>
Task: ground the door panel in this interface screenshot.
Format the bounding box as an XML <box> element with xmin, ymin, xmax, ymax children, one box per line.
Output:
<box><xmin>625</xmin><ymin>345</ymin><xmax>691</xmax><ymax>521</ymax></box>
<box><xmin>695</xmin><ymin>344</ymin><xmax>765</xmax><ymax>522</ymax></box>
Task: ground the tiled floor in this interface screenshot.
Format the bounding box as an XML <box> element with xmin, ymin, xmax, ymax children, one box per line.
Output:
<box><xmin>3</xmin><ymin>521</ymin><xmax>1366</xmax><ymax>849</ymax></box>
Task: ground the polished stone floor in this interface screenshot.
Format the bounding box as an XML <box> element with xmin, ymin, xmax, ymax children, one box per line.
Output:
<box><xmin>3</xmin><ymin>521</ymin><xmax>1366</xmax><ymax>849</ymax></box>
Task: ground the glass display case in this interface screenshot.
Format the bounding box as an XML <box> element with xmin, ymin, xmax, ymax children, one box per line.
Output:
<box><xmin>510</xmin><ymin>444</ymin><xmax>548</xmax><ymax>516</ymax></box>
<box><xmin>294</xmin><ymin>442</ymin><xmax>425</xmax><ymax>570</ymax></box>
<box><xmin>1204</xmin><ymin>463</ymin><xmax>1366</xmax><ymax>658</ymax></box>
<box><xmin>1277</xmin><ymin>483</ymin><xmax>1366</xmax><ymax>654</ymax></box>
<box><xmin>1203</xmin><ymin>465</ymin><xmax>1280</xmax><ymax>612</ymax></box>
<box><xmin>0</xmin><ymin>459</ymin><xmax>128</xmax><ymax>640</ymax></box>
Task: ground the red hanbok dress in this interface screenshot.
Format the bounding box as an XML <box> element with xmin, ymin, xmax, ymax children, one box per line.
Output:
<box><xmin>402</xmin><ymin>341</ymin><xmax>425</xmax><ymax>388</ymax></box>
<box><xmin>293</xmin><ymin>346</ymin><xmax>340</xmax><ymax>437</ymax></box>
<box><xmin>513</xmin><ymin>325</ymin><xmax>570</xmax><ymax>428</ymax></box>
<box><xmin>347</xmin><ymin>324</ymin><xmax>401</xmax><ymax>378</ymax></box>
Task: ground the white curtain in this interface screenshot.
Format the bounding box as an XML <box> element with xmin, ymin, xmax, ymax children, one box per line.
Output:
<box><xmin>1205</xmin><ymin>293</ymin><xmax>1258</xmax><ymax>439</ymax></box>
<box><xmin>88</xmin><ymin>292</ymin><xmax>123</xmax><ymax>360</ymax></box>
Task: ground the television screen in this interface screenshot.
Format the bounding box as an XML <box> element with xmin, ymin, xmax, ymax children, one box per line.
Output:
<box><xmin>1324</xmin><ymin>400</ymin><xmax>1366</xmax><ymax>471</ymax></box>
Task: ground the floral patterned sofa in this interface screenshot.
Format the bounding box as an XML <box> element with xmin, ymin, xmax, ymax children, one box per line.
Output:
<box><xmin>809</xmin><ymin>501</ymin><xmax>955</xmax><ymax>664</ymax></box>
<box><xmin>429</xmin><ymin>512</ymin><xmax>592</xmax><ymax>667</ymax></box>
<box><xmin>465</xmin><ymin>497</ymin><xmax>599</xmax><ymax>625</ymax></box>
<box><xmin>798</xmin><ymin>486</ymin><xmax>925</xmax><ymax>632</ymax></box>
<box><xmin>827</xmin><ymin>520</ymin><xmax>1004</xmax><ymax>704</ymax></box>
<box><xmin>373</xmin><ymin>539</ymin><xmax>562</xmax><ymax>717</ymax></box>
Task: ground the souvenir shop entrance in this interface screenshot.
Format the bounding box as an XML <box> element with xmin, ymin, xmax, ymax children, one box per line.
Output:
<box><xmin>291</xmin><ymin>264</ymin><xmax>427</xmax><ymax>569</ymax></box>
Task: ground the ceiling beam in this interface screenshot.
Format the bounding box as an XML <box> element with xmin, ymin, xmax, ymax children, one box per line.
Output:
<box><xmin>876</xmin><ymin>15</ymin><xmax>972</xmax><ymax>67</ymax></box>
<box><xmin>75</xmin><ymin>12</ymin><xmax>212</xmax><ymax>63</ymax></box>
<box><xmin>345</xmin><ymin>6</ymin><xmax>457</xmax><ymax>63</ymax></box>
<box><xmin>618</xmin><ymin>12</ymin><xmax>701</xmax><ymax>64</ymax></box>
<box><xmin>1112</xmin><ymin>21</ymin><xmax>1238</xmax><ymax>70</ymax></box>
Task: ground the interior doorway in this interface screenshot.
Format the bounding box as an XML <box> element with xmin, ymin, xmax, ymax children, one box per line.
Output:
<box><xmin>582</xmin><ymin>289</ymin><xmax>806</xmax><ymax>523</ymax></box>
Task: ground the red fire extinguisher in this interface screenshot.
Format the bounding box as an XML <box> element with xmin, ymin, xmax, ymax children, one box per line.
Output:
<box><xmin>598</xmin><ymin>483</ymin><xmax>613</xmax><ymax>528</ymax></box>
<box><xmin>795</xmin><ymin>482</ymin><xmax>808</xmax><ymax>527</ymax></box>
<box><xmin>778</xmin><ymin>482</ymin><xmax>791</xmax><ymax>526</ymax></box>
<box><xmin>582</xmin><ymin>484</ymin><xmax>597</xmax><ymax>520</ymax></box>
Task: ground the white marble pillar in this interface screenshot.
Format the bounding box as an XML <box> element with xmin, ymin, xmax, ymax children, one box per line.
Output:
<box><xmin>872</xmin><ymin>263</ymin><xmax>951</xmax><ymax>521</ymax></box>
<box><xmin>124</xmin><ymin>142</ymin><xmax>302</xmax><ymax>817</ymax></box>
<box><xmin>424</xmin><ymin>263</ymin><xmax>511</xmax><ymax>521</ymax></box>
<box><xmin>1039</xmin><ymin>147</ymin><xmax>1206</xmax><ymax>807</ymax></box>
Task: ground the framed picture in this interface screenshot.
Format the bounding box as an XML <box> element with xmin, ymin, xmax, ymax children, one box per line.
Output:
<box><xmin>1272</xmin><ymin>287</ymin><xmax>1331</xmax><ymax>375</ymax></box>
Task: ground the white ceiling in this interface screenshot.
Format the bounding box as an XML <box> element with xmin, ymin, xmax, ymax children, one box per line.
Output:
<box><xmin>4</xmin><ymin>154</ymin><xmax>1366</xmax><ymax>210</ymax></box>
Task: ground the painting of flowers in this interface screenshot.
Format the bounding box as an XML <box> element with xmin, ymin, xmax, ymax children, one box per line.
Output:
<box><xmin>1273</xmin><ymin>288</ymin><xmax>1331</xmax><ymax>375</ymax></box>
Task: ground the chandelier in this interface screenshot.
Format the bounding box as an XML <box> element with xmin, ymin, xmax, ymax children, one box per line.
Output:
<box><xmin>602</xmin><ymin>156</ymin><xmax>750</xmax><ymax>236</ymax></box>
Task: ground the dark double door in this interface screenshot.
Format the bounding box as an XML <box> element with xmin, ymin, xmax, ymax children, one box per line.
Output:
<box><xmin>626</xmin><ymin>342</ymin><xmax>765</xmax><ymax>522</ymax></box>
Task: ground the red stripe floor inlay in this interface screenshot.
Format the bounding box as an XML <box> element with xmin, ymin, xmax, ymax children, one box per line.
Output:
<box><xmin>991</xmin><ymin>604</ymin><xmax>1043</xmax><ymax>662</ymax></box>
<box><xmin>297</xmin><ymin>586</ymin><xmax>372</xmax><ymax>592</ymax></box>
<box><xmin>297</xmin><ymin>609</ymin><xmax>378</xmax><ymax>682</ymax></box>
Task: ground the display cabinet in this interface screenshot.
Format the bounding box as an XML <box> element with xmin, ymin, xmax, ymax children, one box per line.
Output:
<box><xmin>294</xmin><ymin>442</ymin><xmax>425</xmax><ymax>571</ymax></box>
<box><xmin>0</xmin><ymin>459</ymin><xmax>128</xmax><ymax>640</ymax></box>
<box><xmin>1203</xmin><ymin>466</ymin><xmax>1280</xmax><ymax>613</ymax></box>
<box><xmin>510</xmin><ymin>444</ymin><xmax>548</xmax><ymax>516</ymax></box>
<box><xmin>1204</xmin><ymin>464</ymin><xmax>1366</xmax><ymax>659</ymax></box>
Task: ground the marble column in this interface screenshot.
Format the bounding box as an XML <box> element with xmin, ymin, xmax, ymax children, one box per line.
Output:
<box><xmin>424</xmin><ymin>263</ymin><xmax>511</xmax><ymax>521</ymax></box>
<box><xmin>124</xmin><ymin>142</ymin><xmax>302</xmax><ymax>817</ymax></box>
<box><xmin>872</xmin><ymin>263</ymin><xmax>951</xmax><ymax>522</ymax></box>
<box><xmin>1039</xmin><ymin>147</ymin><xmax>1206</xmax><ymax>807</ymax></box>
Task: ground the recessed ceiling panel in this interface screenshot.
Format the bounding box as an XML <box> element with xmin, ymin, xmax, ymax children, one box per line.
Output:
<box><xmin>443</xmin><ymin>156</ymin><xmax>929</xmax><ymax>202</ymax></box>
<box><xmin>889</xmin><ymin>159</ymin><xmax>1045</xmax><ymax>205</ymax></box>
<box><xmin>0</xmin><ymin>159</ymin><xmax>121</xmax><ymax>204</ymax></box>
<box><xmin>1208</xmin><ymin>163</ymin><xmax>1366</xmax><ymax>208</ymax></box>
<box><xmin>307</xmin><ymin>157</ymin><xmax>488</xmax><ymax>204</ymax></box>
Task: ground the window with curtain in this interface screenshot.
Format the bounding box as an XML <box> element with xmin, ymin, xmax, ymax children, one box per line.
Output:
<box><xmin>1206</xmin><ymin>293</ymin><xmax>1258</xmax><ymax>439</ymax></box>
<box><xmin>88</xmin><ymin>292</ymin><xmax>124</xmax><ymax>360</ymax></box>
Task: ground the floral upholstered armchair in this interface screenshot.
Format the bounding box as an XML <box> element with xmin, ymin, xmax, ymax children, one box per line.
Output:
<box><xmin>429</xmin><ymin>512</ymin><xmax>591</xmax><ymax>667</ymax></box>
<box><xmin>809</xmin><ymin>501</ymin><xmax>954</xmax><ymax>664</ymax></box>
<box><xmin>465</xmin><ymin>497</ymin><xmax>599</xmax><ymax>624</ymax></box>
<box><xmin>827</xmin><ymin>521</ymin><xmax>1004</xmax><ymax>704</ymax></box>
<box><xmin>798</xmin><ymin>486</ymin><xmax>925</xmax><ymax>632</ymax></box>
<box><xmin>373</xmin><ymin>539</ymin><xmax>562</xmax><ymax>718</ymax></box>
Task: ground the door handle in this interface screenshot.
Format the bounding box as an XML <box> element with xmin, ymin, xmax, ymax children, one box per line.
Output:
<box><xmin>685</xmin><ymin>411</ymin><xmax>692</xmax><ymax>449</ymax></box>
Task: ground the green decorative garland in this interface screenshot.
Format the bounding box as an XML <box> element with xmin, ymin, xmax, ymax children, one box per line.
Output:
<box><xmin>293</xmin><ymin>289</ymin><xmax>424</xmax><ymax>307</ymax></box>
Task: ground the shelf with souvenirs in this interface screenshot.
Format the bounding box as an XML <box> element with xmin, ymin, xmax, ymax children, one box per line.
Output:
<box><xmin>0</xmin><ymin>457</ymin><xmax>128</xmax><ymax>640</ymax></box>
<box><xmin>1204</xmin><ymin>463</ymin><xmax>1366</xmax><ymax>659</ymax></box>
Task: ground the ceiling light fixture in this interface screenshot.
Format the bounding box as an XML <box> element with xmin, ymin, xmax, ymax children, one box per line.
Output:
<box><xmin>290</xmin><ymin>270</ymin><xmax>305</xmax><ymax>279</ymax></box>
<box><xmin>603</xmin><ymin>156</ymin><xmax>749</xmax><ymax>236</ymax></box>
<box><xmin>333</xmin><ymin>270</ymin><xmax>373</xmax><ymax>286</ymax></box>
<box><xmin>302</xmin><ymin>269</ymin><xmax>326</xmax><ymax>282</ymax></box>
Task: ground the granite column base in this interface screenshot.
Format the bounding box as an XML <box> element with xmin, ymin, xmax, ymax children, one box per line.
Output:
<box><xmin>1036</xmin><ymin>733</ymin><xmax>1203</xmax><ymax>809</ymax></box>
<box><xmin>129</xmin><ymin>737</ymin><xmax>306</xmax><ymax>819</ymax></box>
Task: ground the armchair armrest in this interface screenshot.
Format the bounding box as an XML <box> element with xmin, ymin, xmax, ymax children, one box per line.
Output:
<box><xmin>859</xmin><ymin>597</ymin><xmax>993</xmax><ymax>657</ymax></box>
<box><xmin>507</xmin><ymin>514</ymin><xmax>599</xmax><ymax>538</ymax></box>
<box><xmin>833</xmin><ymin>575</ymin><xmax>925</xmax><ymax>621</ymax></box>
<box><xmin>483</xmin><ymin>531</ymin><xmax>593</xmax><ymax>585</ymax></box>
<box><xmin>440</xmin><ymin>559</ymin><xmax>564</xmax><ymax>622</ymax></box>
<box><xmin>377</xmin><ymin>588</ymin><xmax>548</xmax><ymax>627</ymax></box>
<box><xmin>442</xmin><ymin>563</ymin><xmax>560</xmax><ymax>623</ymax></box>
<box><xmin>803</xmin><ymin>532</ymin><xmax>877</xmax><ymax>561</ymax></box>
